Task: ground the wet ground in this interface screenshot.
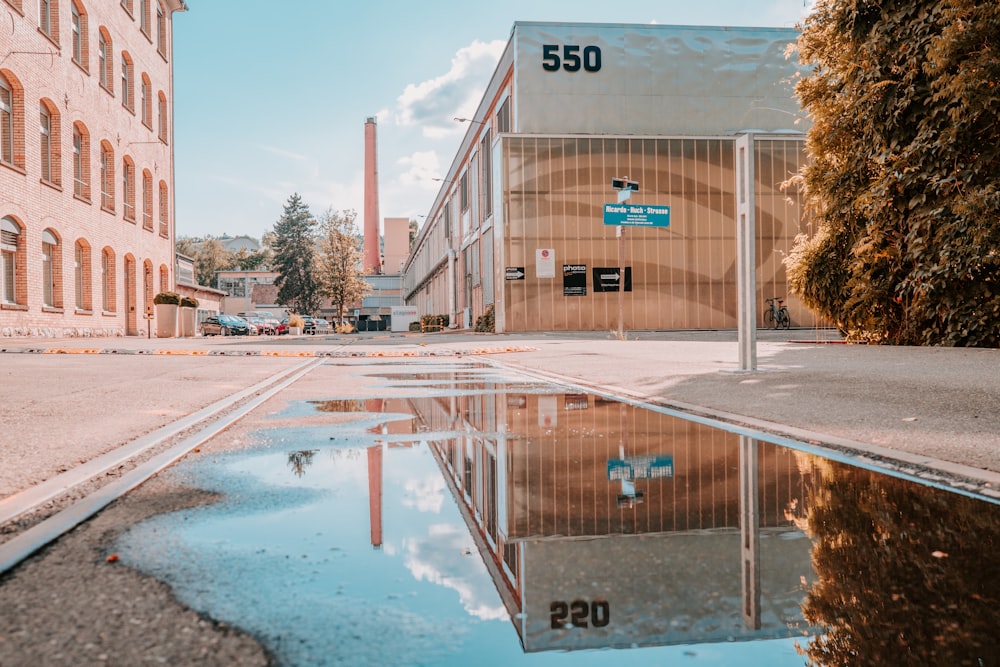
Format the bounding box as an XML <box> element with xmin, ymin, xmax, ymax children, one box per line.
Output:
<box><xmin>10</xmin><ymin>357</ymin><xmax>991</xmax><ymax>666</ymax></box>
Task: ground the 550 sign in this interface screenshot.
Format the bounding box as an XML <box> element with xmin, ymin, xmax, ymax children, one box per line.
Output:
<box><xmin>542</xmin><ymin>44</ymin><xmax>602</xmax><ymax>72</ymax></box>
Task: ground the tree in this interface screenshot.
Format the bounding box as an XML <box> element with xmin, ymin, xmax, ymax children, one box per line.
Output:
<box><xmin>316</xmin><ymin>208</ymin><xmax>370</xmax><ymax>324</ymax></box>
<box><xmin>796</xmin><ymin>458</ymin><xmax>1000</xmax><ymax>665</ymax></box>
<box><xmin>271</xmin><ymin>193</ymin><xmax>321</xmax><ymax>315</ymax></box>
<box><xmin>785</xmin><ymin>0</ymin><xmax>1000</xmax><ymax>346</ymax></box>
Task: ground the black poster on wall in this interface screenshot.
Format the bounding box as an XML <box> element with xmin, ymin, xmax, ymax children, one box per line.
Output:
<box><xmin>563</xmin><ymin>264</ymin><xmax>587</xmax><ymax>296</ymax></box>
<box><xmin>593</xmin><ymin>267</ymin><xmax>632</xmax><ymax>292</ymax></box>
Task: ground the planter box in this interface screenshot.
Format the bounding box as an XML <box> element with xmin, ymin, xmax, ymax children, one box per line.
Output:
<box><xmin>155</xmin><ymin>303</ymin><xmax>178</xmax><ymax>338</ymax></box>
<box><xmin>289</xmin><ymin>326</ymin><xmax>303</xmax><ymax>336</ymax></box>
<box><xmin>179</xmin><ymin>307</ymin><xmax>197</xmax><ymax>337</ymax></box>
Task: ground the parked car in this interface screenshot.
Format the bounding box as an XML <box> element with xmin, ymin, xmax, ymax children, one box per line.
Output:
<box><xmin>266</xmin><ymin>318</ymin><xmax>285</xmax><ymax>335</ymax></box>
<box><xmin>312</xmin><ymin>317</ymin><xmax>331</xmax><ymax>334</ymax></box>
<box><xmin>200</xmin><ymin>313</ymin><xmax>251</xmax><ymax>336</ymax></box>
<box><xmin>245</xmin><ymin>316</ymin><xmax>275</xmax><ymax>335</ymax></box>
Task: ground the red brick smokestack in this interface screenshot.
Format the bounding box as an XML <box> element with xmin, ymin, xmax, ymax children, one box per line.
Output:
<box><xmin>363</xmin><ymin>117</ymin><xmax>381</xmax><ymax>274</ymax></box>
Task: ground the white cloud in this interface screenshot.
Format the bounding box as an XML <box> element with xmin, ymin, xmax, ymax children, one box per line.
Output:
<box><xmin>395</xmin><ymin>39</ymin><xmax>506</xmax><ymax>138</ymax></box>
<box><xmin>397</xmin><ymin>150</ymin><xmax>442</xmax><ymax>187</ymax></box>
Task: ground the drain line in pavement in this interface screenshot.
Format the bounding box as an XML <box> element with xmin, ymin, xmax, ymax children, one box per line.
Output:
<box><xmin>0</xmin><ymin>357</ymin><xmax>325</xmax><ymax>575</ymax></box>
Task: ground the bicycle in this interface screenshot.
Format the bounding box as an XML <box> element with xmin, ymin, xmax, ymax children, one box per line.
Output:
<box><xmin>764</xmin><ymin>297</ymin><xmax>791</xmax><ymax>329</ymax></box>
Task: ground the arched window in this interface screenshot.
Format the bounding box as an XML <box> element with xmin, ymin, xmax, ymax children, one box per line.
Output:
<box><xmin>1</xmin><ymin>216</ymin><xmax>25</xmax><ymax>306</ymax></box>
<box><xmin>100</xmin><ymin>141</ymin><xmax>115</xmax><ymax>211</ymax></box>
<box><xmin>42</xmin><ymin>229</ymin><xmax>63</xmax><ymax>309</ymax></box>
<box><xmin>158</xmin><ymin>180</ymin><xmax>169</xmax><ymax>237</ymax></box>
<box><xmin>75</xmin><ymin>239</ymin><xmax>93</xmax><ymax>312</ymax></box>
<box><xmin>159</xmin><ymin>264</ymin><xmax>169</xmax><ymax>293</ymax></box>
<box><xmin>140</xmin><ymin>73</ymin><xmax>152</xmax><ymax>128</ymax></box>
<box><xmin>98</xmin><ymin>29</ymin><xmax>113</xmax><ymax>93</ymax></box>
<box><xmin>1</xmin><ymin>71</ymin><xmax>25</xmax><ymax>169</ymax></box>
<box><xmin>73</xmin><ymin>122</ymin><xmax>91</xmax><ymax>200</ymax></box>
<box><xmin>121</xmin><ymin>52</ymin><xmax>134</xmax><ymax>112</ymax></box>
<box><xmin>101</xmin><ymin>247</ymin><xmax>115</xmax><ymax>312</ymax></box>
<box><xmin>142</xmin><ymin>168</ymin><xmax>153</xmax><ymax>230</ymax></box>
<box><xmin>122</xmin><ymin>155</ymin><xmax>136</xmax><ymax>221</ymax></box>
<box><xmin>40</xmin><ymin>99</ymin><xmax>62</xmax><ymax>186</ymax></box>
<box><xmin>71</xmin><ymin>1</ymin><xmax>89</xmax><ymax>71</ymax></box>
<box><xmin>157</xmin><ymin>90</ymin><xmax>168</xmax><ymax>143</ymax></box>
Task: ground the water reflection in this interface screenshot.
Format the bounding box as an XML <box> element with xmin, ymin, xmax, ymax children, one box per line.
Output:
<box><xmin>116</xmin><ymin>364</ymin><xmax>1000</xmax><ymax>666</ymax></box>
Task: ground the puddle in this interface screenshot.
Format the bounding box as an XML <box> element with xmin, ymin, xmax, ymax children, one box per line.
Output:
<box><xmin>115</xmin><ymin>363</ymin><xmax>1000</xmax><ymax>665</ymax></box>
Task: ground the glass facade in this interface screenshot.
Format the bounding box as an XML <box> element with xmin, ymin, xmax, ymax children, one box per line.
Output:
<box><xmin>499</xmin><ymin>136</ymin><xmax>817</xmax><ymax>332</ymax></box>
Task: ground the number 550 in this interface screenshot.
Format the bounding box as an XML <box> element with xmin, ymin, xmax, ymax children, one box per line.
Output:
<box><xmin>542</xmin><ymin>44</ymin><xmax>602</xmax><ymax>73</ymax></box>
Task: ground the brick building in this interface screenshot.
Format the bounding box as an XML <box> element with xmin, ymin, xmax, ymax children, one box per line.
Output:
<box><xmin>1</xmin><ymin>0</ymin><xmax>186</xmax><ymax>337</ymax></box>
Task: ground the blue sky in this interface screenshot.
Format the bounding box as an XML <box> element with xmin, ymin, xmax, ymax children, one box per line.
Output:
<box><xmin>172</xmin><ymin>1</ymin><xmax>815</xmax><ymax>240</ymax></box>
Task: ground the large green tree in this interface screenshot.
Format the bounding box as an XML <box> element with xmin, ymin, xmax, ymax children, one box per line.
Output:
<box><xmin>785</xmin><ymin>0</ymin><xmax>1000</xmax><ymax>345</ymax></box>
<box><xmin>271</xmin><ymin>193</ymin><xmax>321</xmax><ymax>315</ymax></box>
<box><xmin>316</xmin><ymin>208</ymin><xmax>370</xmax><ymax>324</ymax></box>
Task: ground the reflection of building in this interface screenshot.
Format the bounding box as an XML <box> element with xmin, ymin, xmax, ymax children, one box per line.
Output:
<box><xmin>403</xmin><ymin>22</ymin><xmax>818</xmax><ymax>332</ymax></box>
<box><xmin>404</xmin><ymin>383</ymin><xmax>816</xmax><ymax>652</ymax></box>
<box><xmin>2</xmin><ymin>1</ymin><xmax>186</xmax><ymax>337</ymax></box>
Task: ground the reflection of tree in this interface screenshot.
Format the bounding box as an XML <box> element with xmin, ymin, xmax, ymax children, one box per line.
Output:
<box><xmin>798</xmin><ymin>460</ymin><xmax>1000</xmax><ymax>666</ymax></box>
<box><xmin>287</xmin><ymin>450</ymin><xmax>318</xmax><ymax>477</ymax></box>
<box><xmin>310</xmin><ymin>399</ymin><xmax>368</xmax><ymax>413</ymax></box>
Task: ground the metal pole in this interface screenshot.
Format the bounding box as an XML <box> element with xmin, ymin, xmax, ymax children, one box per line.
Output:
<box><xmin>617</xmin><ymin>225</ymin><xmax>625</xmax><ymax>341</ymax></box>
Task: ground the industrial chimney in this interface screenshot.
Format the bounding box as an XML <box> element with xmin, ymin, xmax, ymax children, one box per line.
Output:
<box><xmin>363</xmin><ymin>117</ymin><xmax>381</xmax><ymax>274</ymax></box>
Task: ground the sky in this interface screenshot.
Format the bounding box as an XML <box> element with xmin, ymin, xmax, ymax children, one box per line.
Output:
<box><xmin>172</xmin><ymin>0</ymin><xmax>817</xmax><ymax>241</ymax></box>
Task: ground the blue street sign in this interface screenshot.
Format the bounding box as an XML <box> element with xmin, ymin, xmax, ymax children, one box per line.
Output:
<box><xmin>603</xmin><ymin>203</ymin><xmax>670</xmax><ymax>227</ymax></box>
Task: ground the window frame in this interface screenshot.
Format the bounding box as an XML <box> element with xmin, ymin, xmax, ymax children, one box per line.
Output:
<box><xmin>72</xmin><ymin>122</ymin><xmax>90</xmax><ymax>201</ymax></box>
<box><xmin>100</xmin><ymin>141</ymin><xmax>115</xmax><ymax>212</ymax></box>
<box><xmin>122</xmin><ymin>155</ymin><xmax>135</xmax><ymax>221</ymax></box>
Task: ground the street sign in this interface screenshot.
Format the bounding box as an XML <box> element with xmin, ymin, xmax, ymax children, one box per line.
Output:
<box><xmin>505</xmin><ymin>267</ymin><xmax>525</xmax><ymax>280</ymax></box>
<box><xmin>593</xmin><ymin>267</ymin><xmax>631</xmax><ymax>292</ymax></box>
<box><xmin>603</xmin><ymin>203</ymin><xmax>670</xmax><ymax>227</ymax></box>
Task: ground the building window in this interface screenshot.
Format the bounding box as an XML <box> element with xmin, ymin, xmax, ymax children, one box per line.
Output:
<box><xmin>157</xmin><ymin>91</ymin><xmax>167</xmax><ymax>142</ymax></box>
<box><xmin>139</xmin><ymin>0</ymin><xmax>150</xmax><ymax>37</ymax></box>
<box><xmin>496</xmin><ymin>98</ymin><xmax>511</xmax><ymax>133</ymax></box>
<box><xmin>2</xmin><ymin>217</ymin><xmax>21</xmax><ymax>304</ymax></box>
<box><xmin>140</xmin><ymin>74</ymin><xmax>152</xmax><ymax>127</ymax></box>
<box><xmin>481</xmin><ymin>129</ymin><xmax>493</xmax><ymax>218</ymax></box>
<box><xmin>39</xmin><ymin>101</ymin><xmax>61</xmax><ymax>186</ymax></box>
<box><xmin>42</xmin><ymin>229</ymin><xmax>62</xmax><ymax>308</ymax></box>
<box><xmin>158</xmin><ymin>180</ymin><xmax>168</xmax><ymax>237</ymax></box>
<box><xmin>122</xmin><ymin>156</ymin><xmax>135</xmax><ymax>221</ymax></box>
<box><xmin>121</xmin><ymin>52</ymin><xmax>134</xmax><ymax>112</ymax></box>
<box><xmin>460</xmin><ymin>172</ymin><xmax>469</xmax><ymax>213</ymax></box>
<box><xmin>142</xmin><ymin>168</ymin><xmax>153</xmax><ymax>230</ymax></box>
<box><xmin>101</xmin><ymin>247</ymin><xmax>115</xmax><ymax>312</ymax></box>
<box><xmin>98</xmin><ymin>31</ymin><xmax>112</xmax><ymax>92</ymax></box>
<box><xmin>71</xmin><ymin>2</ymin><xmax>88</xmax><ymax>69</ymax></box>
<box><xmin>156</xmin><ymin>3</ymin><xmax>166</xmax><ymax>56</ymax></box>
<box><xmin>75</xmin><ymin>239</ymin><xmax>92</xmax><ymax>311</ymax></box>
<box><xmin>40</xmin><ymin>104</ymin><xmax>52</xmax><ymax>182</ymax></box>
<box><xmin>1</xmin><ymin>74</ymin><xmax>18</xmax><ymax>166</ymax></box>
<box><xmin>100</xmin><ymin>142</ymin><xmax>115</xmax><ymax>211</ymax></box>
<box><xmin>120</xmin><ymin>0</ymin><xmax>132</xmax><ymax>15</ymax></box>
<box><xmin>39</xmin><ymin>0</ymin><xmax>59</xmax><ymax>43</ymax></box>
<box><xmin>73</xmin><ymin>123</ymin><xmax>90</xmax><ymax>200</ymax></box>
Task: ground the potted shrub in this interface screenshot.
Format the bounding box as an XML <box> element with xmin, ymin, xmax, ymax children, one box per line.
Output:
<box><xmin>179</xmin><ymin>295</ymin><xmax>199</xmax><ymax>337</ymax></box>
<box><xmin>288</xmin><ymin>313</ymin><xmax>305</xmax><ymax>335</ymax></box>
<box><xmin>153</xmin><ymin>291</ymin><xmax>180</xmax><ymax>338</ymax></box>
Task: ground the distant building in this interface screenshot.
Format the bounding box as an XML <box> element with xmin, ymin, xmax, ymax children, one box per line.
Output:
<box><xmin>403</xmin><ymin>22</ymin><xmax>822</xmax><ymax>332</ymax></box>
<box><xmin>1</xmin><ymin>0</ymin><xmax>187</xmax><ymax>337</ymax></box>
